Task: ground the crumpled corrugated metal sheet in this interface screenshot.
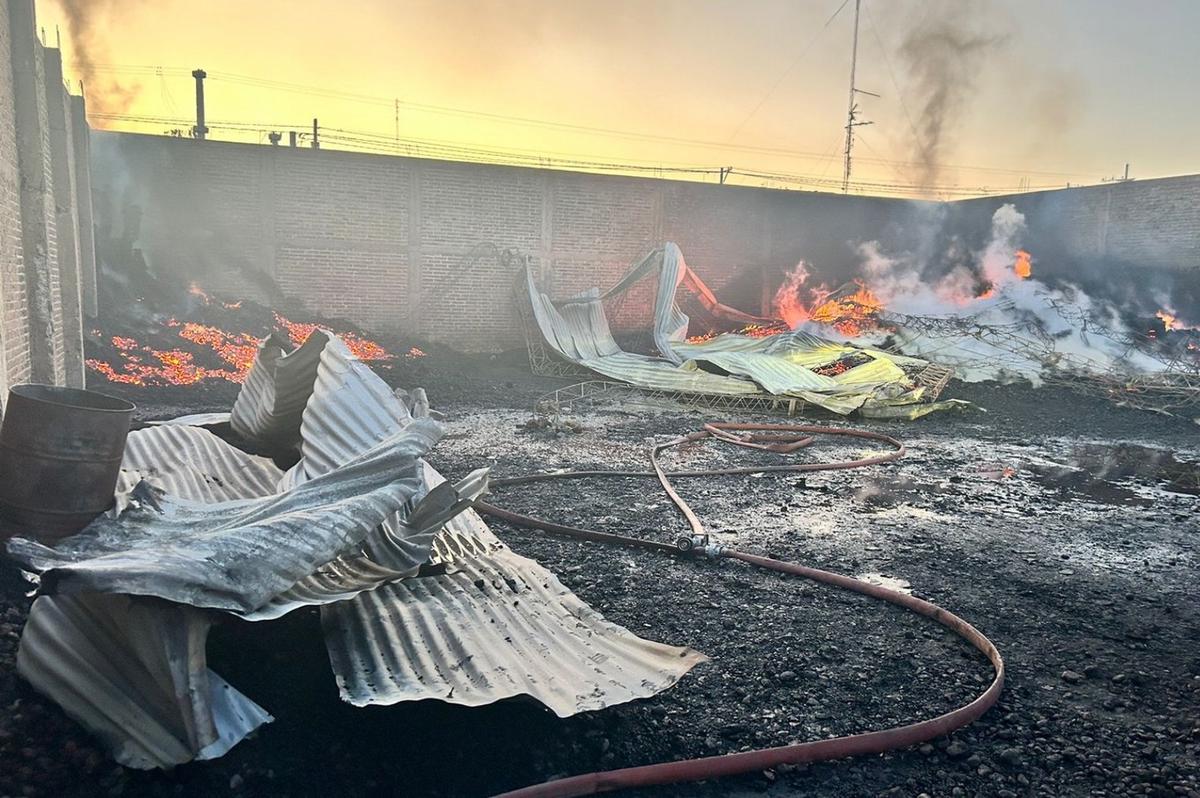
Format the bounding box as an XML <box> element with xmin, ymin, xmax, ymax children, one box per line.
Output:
<box><xmin>11</xmin><ymin>329</ymin><xmax>706</xmax><ymax>769</ymax></box>
<box><xmin>231</xmin><ymin>330</ymin><xmax>329</xmax><ymax>448</ymax></box>
<box><xmin>16</xmin><ymin>593</ymin><xmax>273</xmax><ymax>770</ymax></box>
<box><xmin>230</xmin><ymin>334</ymin><xmax>707</xmax><ymax>712</ymax></box>
<box><xmin>324</xmin><ymin>469</ymin><xmax>708</xmax><ymax>715</ymax></box>
<box><xmin>9</xmin><ymin>421</ymin><xmax>443</xmax><ymax>615</ymax></box>
<box><xmin>527</xmin><ymin>243</ymin><xmax>964</xmax><ymax>417</ymax></box>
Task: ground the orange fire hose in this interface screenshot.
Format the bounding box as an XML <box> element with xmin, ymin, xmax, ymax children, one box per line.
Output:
<box><xmin>477</xmin><ymin>422</ymin><xmax>1005</xmax><ymax>798</ymax></box>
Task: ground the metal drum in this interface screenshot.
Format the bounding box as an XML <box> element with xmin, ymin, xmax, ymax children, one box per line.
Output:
<box><xmin>0</xmin><ymin>384</ymin><xmax>134</xmax><ymax>543</ymax></box>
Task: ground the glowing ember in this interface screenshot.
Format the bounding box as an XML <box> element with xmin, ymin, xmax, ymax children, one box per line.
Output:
<box><xmin>406</xmin><ymin>347</ymin><xmax>427</xmax><ymax>358</ymax></box>
<box><xmin>88</xmin><ymin>314</ymin><xmax>393</xmax><ymax>387</ymax></box>
<box><xmin>173</xmin><ymin>321</ymin><xmax>261</xmax><ymax>374</ymax></box>
<box><xmin>273</xmin><ymin>313</ymin><xmax>391</xmax><ymax>361</ymax></box>
<box><xmin>807</xmin><ymin>281</ymin><xmax>885</xmax><ymax>337</ymax></box>
<box><xmin>1014</xmin><ymin>250</ymin><xmax>1032</xmax><ymax>279</ymax></box>
<box><xmin>85</xmin><ymin>348</ymin><xmax>240</xmax><ymax>385</ymax></box>
<box><xmin>686</xmin><ymin>322</ymin><xmax>788</xmax><ymax>344</ymax></box>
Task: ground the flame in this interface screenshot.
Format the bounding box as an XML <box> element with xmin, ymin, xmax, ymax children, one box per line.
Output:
<box><xmin>1156</xmin><ymin>308</ymin><xmax>1198</xmax><ymax>332</ymax></box>
<box><xmin>685</xmin><ymin>322</ymin><xmax>788</xmax><ymax>344</ymax></box>
<box><xmin>406</xmin><ymin>347</ymin><xmax>427</xmax><ymax>358</ymax></box>
<box><xmin>1014</xmin><ymin>250</ymin><xmax>1032</xmax><ymax>279</ymax></box>
<box><xmin>807</xmin><ymin>282</ymin><xmax>885</xmax><ymax>337</ymax></box>
<box><xmin>773</xmin><ymin>263</ymin><xmax>885</xmax><ymax>337</ymax></box>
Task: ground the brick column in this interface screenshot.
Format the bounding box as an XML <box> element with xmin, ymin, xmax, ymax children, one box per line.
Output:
<box><xmin>43</xmin><ymin>47</ymin><xmax>85</xmax><ymax>387</ymax></box>
<box><xmin>69</xmin><ymin>93</ymin><xmax>97</xmax><ymax>318</ymax></box>
<box><xmin>9</xmin><ymin>0</ymin><xmax>64</xmax><ymax>385</ymax></box>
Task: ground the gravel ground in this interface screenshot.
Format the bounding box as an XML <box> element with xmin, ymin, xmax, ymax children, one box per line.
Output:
<box><xmin>1</xmin><ymin>354</ymin><xmax>1198</xmax><ymax>798</ymax></box>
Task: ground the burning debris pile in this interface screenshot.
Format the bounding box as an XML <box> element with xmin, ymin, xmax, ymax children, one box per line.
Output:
<box><xmin>524</xmin><ymin>244</ymin><xmax>965</xmax><ymax>419</ymax></box>
<box><xmin>536</xmin><ymin>205</ymin><xmax>1196</xmax><ymax>419</ymax></box>
<box><xmin>83</xmin><ymin>282</ymin><xmax>427</xmax><ymax>406</ymax></box>
<box><xmin>767</xmin><ymin>205</ymin><xmax>1200</xmax><ymax>415</ymax></box>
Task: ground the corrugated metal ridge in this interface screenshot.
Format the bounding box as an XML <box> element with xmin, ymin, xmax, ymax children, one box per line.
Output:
<box><xmin>122</xmin><ymin>424</ymin><xmax>283</xmax><ymax>503</ymax></box>
<box><xmin>16</xmin><ymin>593</ymin><xmax>272</xmax><ymax>770</ymax></box>
<box><xmin>7</xmin><ymin>420</ymin><xmax>444</xmax><ymax>614</ymax></box>
<box><xmin>230</xmin><ymin>330</ymin><xmax>330</xmax><ymax>448</ymax></box>
<box><xmin>323</xmin><ymin>493</ymin><xmax>708</xmax><ymax>716</ymax></box>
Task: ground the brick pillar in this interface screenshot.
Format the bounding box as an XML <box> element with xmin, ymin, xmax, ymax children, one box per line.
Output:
<box><xmin>43</xmin><ymin>47</ymin><xmax>85</xmax><ymax>387</ymax></box>
<box><xmin>69</xmin><ymin>93</ymin><xmax>97</xmax><ymax>318</ymax></box>
<box><xmin>9</xmin><ymin>0</ymin><xmax>64</xmax><ymax>385</ymax></box>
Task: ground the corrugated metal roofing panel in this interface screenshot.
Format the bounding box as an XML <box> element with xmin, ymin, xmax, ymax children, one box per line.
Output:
<box><xmin>324</xmin><ymin>484</ymin><xmax>706</xmax><ymax>715</ymax></box>
<box><xmin>12</xmin><ymin>328</ymin><xmax>710</xmax><ymax>770</ymax></box>
<box><xmin>8</xmin><ymin>420</ymin><xmax>443</xmax><ymax>615</ymax></box>
<box><xmin>16</xmin><ymin>593</ymin><xmax>272</xmax><ymax>770</ymax></box>
<box><xmin>524</xmin><ymin>243</ymin><xmax>949</xmax><ymax>415</ymax></box>
<box><xmin>230</xmin><ymin>330</ymin><xmax>329</xmax><ymax>448</ymax></box>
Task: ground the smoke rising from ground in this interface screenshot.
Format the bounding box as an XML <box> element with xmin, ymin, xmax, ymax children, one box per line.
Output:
<box><xmin>897</xmin><ymin>3</ymin><xmax>1007</xmax><ymax>192</ymax></box>
<box><xmin>55</xmin><ymin>0</ymin><xmax>142</xmax><ymax>124</ymax></box>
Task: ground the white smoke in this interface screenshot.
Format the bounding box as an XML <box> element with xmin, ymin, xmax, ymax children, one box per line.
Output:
<box><xmin>847</xmin><ymin>204</ymin><xmax>1168</xmax><ymax>384</ymax></box>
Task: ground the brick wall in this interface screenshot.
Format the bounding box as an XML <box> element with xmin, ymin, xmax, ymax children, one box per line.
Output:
<box><xmin>89</xmin><ymin>130</ymin><xmax>1200</xmax><ymax>352</ymax></box>
<box><xmin>93</xmin><ymin>132</ymin><xmax>939</xmax><ymax>350</ymax></box>
<box><xmin>953</xmin><ymin>176</ymin><xmax>1200</xmax><ymax>276</ymax></box>
<box><xmin>0</xmin><ymin>0</ymin><xmax>30</xmax><ymax>394</ymax></box>
<box><xmin>0</xmin><ymin>0</ymin><xmax>91</xmax><ymax>398</ymax></box>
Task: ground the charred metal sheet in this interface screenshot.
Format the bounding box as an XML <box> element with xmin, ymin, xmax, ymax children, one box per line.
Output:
<box><xmin>12</xmin><ymin>329</ymin><xmax>707</xmax><ymax>769</ymax></box>
<box><xmin>230</xmin><ymin>330</ymin><xmax>329</xmax><ymax>448</ymax></box>
<box><xmin>16</xmin><ymin>593</ymin><xmax>272</xmax><ymax>769</ymax></box>
<box><xmin>526</xmin><ymin>243</ymin><xmax>963</xmax><ymax>417</ymax></box>
<box><xmin>8</xmin><ymin>421</ymin><xmax>443</xmax><ymax>615</ymax></box>
<box><xmin>121</xmin><ymin>424</ymin><xmax>282</xmax><ymax>503</ymax></box>
<box><xmin>236</xmin><ymin>335</ymin><xmax>708</xmax><ymax>715</ymax></box>
<box><xmin>324</xmin><ymin>480</ymin><xmax>707</xmax><ymax>714</ymax></box>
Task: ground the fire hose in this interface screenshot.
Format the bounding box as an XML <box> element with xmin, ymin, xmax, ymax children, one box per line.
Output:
<box><xmin>475</xmin><ymin>422</ymin><xmax>1005</xmax><ymax>798</ymax></box>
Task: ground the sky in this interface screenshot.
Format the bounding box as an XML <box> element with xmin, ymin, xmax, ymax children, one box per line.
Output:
<box><xmin>33</xmin><ymin>0</ymin><xmax>1200</xmax><ymax>198</ymax></box>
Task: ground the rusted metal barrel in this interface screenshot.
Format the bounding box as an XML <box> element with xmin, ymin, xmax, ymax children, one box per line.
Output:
<box><xmin>0</xmin><ymin>384</ymin><xmax>134</xmax><ymax>544</ymax></box>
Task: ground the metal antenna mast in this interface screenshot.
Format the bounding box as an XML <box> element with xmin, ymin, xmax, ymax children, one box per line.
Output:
<box><xmin>841</xmin><ymin>0</ymin><xmax>877</xmax><ymax>193</ymax></box>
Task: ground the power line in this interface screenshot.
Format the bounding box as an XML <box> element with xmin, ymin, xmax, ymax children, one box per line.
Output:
<box><xmin>72</xmin><ymin>61</ymin><xmax>1109</xmax><ymax>181</ymax></box>
<box><xmin>88</xmin><ymin>110</ymin><xmax>1076</xmax><ymax>198</ymax></box>
<box><xmin>864</xmin><ymin>3</ymin><xmax>924</xmax><ymax>157</ymax></box>
<box><xmin>723</xmin><ymin>0</ymin><xmax>852</xmax><ymax>143</ymax></box>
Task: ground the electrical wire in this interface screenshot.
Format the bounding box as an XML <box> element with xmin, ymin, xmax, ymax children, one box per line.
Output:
<box><xmin>71</xmin><ymin>61</ymin><xmax>1108</xmax><ymax>182</ymax></box>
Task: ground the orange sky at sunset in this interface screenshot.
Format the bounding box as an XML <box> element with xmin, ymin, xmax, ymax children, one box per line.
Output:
<box><xmin>34</xmin><ymin>0</ymin><xmax>1200</xmax><ymax>198</ymax></box>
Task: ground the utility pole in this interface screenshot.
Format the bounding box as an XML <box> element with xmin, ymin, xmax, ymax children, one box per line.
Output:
<box><xmin>191</xmin><ymin>69</ymin><xmax>208</xmax><ymax>140</ymax></box>
<box><xmin>841</xmin><ymin>0</ymin><xmax>876</xmax><ymax>194</ymax></box>
<box><xmin>311</xmin><ymin>118</ymin><xmax>319</xmax><ymax>149</ymax></box>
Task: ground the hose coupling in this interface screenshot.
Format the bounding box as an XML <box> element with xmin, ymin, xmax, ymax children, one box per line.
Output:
<box><xmin>674</xmin><ymin>534</ymin><xmax>708</xmax><ymax>553</ymax></box>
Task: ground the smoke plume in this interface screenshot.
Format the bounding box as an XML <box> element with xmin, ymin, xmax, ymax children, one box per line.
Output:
<box><xmin>898</xmin><ymin>4</ymin><xmax>1006</xmax><ymax>192</ymax></box>
<box><xmin>56</xmin><ymin>0</ymin><xmax>142</xmax><ymax>124</ymax></box>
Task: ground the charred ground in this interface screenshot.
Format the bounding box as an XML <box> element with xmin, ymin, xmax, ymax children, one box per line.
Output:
<box><xmin>1</xmin><ymin>345</ymin><xmax>1198</xmax><ymax>798</ymax></box>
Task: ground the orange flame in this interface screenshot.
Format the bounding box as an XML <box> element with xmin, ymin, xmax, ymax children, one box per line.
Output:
<box><xmin>1156</xmin><ymin>308</ymin><xmax>1198</xmax><ymax>332</ymax></box>
<box><xmin>773</xmin><ymin>263</ymin><xmax>885</xmax><ymax>337</ymax></box>
<box><xmin>1014</xmin><ymin>250</ymin><xmax>1032</xmax><ymax>279</ymax></box>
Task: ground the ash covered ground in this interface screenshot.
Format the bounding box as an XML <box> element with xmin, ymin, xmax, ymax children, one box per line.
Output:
<box><xmin>2</xmin><ymin>343</ymin><xmax>1199</xmax><ymax>798</ymax></box>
